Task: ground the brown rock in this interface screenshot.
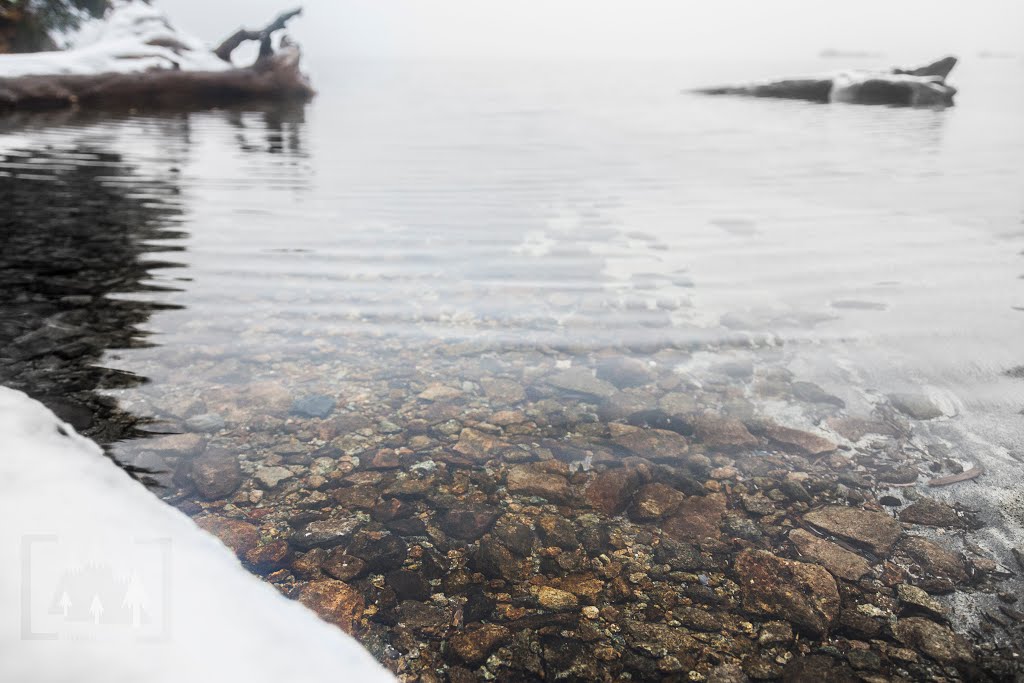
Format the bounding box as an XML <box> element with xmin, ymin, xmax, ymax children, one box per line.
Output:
<box><xmin>609</xmin><ymin>423</ymin><xmax>689</xmax><ymax>460</ymax></box>
<box><xmin>900</xmin><ymin>498</ymin><xmax>965</xmax><ymax>528</ymax></box>
<box><xmin>321</xmin><ymin>550</ymin><xmax>368</xmax><ymax>581</ymax></box>
<box><xmin>790</xmin><ymin>528</ymin><xmax>871</xmax><ymax>581</ymax></box>
<box><xmin>734</xmin><ymin>549</ymin><xmax>840</xmax><ymax>637</ymax></box>
<box><xmin>149</xmin><ymin>432</ymin><xmax>206</xmax><ymax>456</ymax></box>
<box><xmin>691</xmin><ymin>415</ymin><xmax>758</xmax><ymax>451</ymax></box>
<box><xmin>537</xmin><ymin>586</ymin><xmax>578</xmax><ymax>611</ymax></box>
<box><xmin>189</xmin><ymin>449</ymin><xmax>241</xmax><ymax>500</ymax></box>
<box><xmin>449</xmin><ymin>624</ymin><xmax>510</xmax><ymax>664</ymax></box>
<box><xmin>418</xmin><ymin>383</ymin><xmax>464</xmax><ymax>401</ymax></box>
<box><xmin>244</xmin><ymin>540</ymin><xmax>291</xmax><ymax>571</ymax></box>
<box><xmin>764</xmin><ymin>424</ymin><xmax>837</xmax><ymax>456</ymax></box>
<box><xmin>897</xmin><ymin>583</ymin><xmax>946</xmax><ymax>620</ymax></box>
<box><xmin>892</xmin><ymin>617</ymin><xmax>973</xmax><ymax>665</ymax></box>
<box><xmin>480</xmin><ymin>377</ymin><xmax>526</xmax><ymax>404</ymax></box>
<box><xmin>664</xmin><ymin>493</ymin><xmax>726</xmax><ymax>547</ymax></box>
<box><xmin>584</xmin><ymin>467</ymin><xmax>644</xmax><ymax>515</ymax></box>
<box><xmin>596</xmin><ymin>356</ymin><xmax>654</xmax><ymax>388</ymax></box>
<box><xmin>630</xmin><ymin>483</ymin><xmax>685</xmax><ymax>521</ymax></box>
<box><xmin>506</xmin><ymin>463</ymin><xmax>571</xmax><ymax>503</ymax></box>
<box><xmin>893</xmin><ymin>536</ymin><xmax>967</xmax><ymax>591</ymax></box>
<box><xmin>453</xmin><ymin>428</ymin><xmax>509</xmax><ymax>461</ymax></box>
<box><xmin>290</xmin><ymin>516</ymin><xmax>363</xmax><ymax>550</ymax></box>
<box><xmin>298</xmin><ymin>579</ymin><xmax>365</xmax><ymax>634</ymax></box>
<box><xmin>803</xmin><ymin>506</ymin><xmax>902</xmax><ymax>555</ymax></box>
<box><xmin>438</xmin><ymin>507</ymin><xmax>500</xmax><ymax>541</ymax></box>
<box><xmin>547</xmin><ymin>367</ymin><xmax>618</xmax><ymax>400</ymax></box>
<box><xmin>196</xmin><ymin>515</ymin><xmax>259</xmax><ymax>559</ymax></box>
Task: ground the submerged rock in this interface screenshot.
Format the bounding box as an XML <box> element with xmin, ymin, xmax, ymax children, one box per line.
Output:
<box><xmin>735</xmin><ymin>549</ymin><xmax>840</xmax><ymax>637</ymax></box>
<box><xmin>190</xmin><ymin>449</ymin><xmax>241</xmax><ymax>500</ymax></box>
<box><xmin>803</xmin><ymin>506</ymin><xmax>902</xmax><ymax>555</ymax></box>
<box><xmin>789</xmin><ymin>528</ymin><xmax>871</xmax><ymax>581</ymax></box>
<box><xmin>888</xmin><ymin>393</ymin><xmax>944</xmax><ymax>420</ymax></box>
<box><xmin>298</xmin><ymin>579</ymin><xmax>364</xmax><ymax>634</ymax></box>
<box><xmin>891</xmin><ymin>617</ymin><xmax>974</xmax><ymax>665</ymax></box>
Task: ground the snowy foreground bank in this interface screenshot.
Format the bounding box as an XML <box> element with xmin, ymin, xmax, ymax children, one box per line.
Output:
<box><xmin>0</xmin><ymin>387</ymin><xmax>394</xmax><ymax>682</ymax></box>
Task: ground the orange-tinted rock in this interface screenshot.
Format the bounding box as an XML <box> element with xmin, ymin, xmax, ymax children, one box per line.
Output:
<box><xmin>610</xmin><ymin>423</ymin><xmax>689</xmax><ymax>460</ymax></box>
<box><xmin>584</xmin><ymin>467</ymin><xmax>644</xmax><ymax>516</ymax></box>
<box><xmin>298</xmin><ymin>579</ymin><xmax>365</xmax><ymax>634</ymax></box>
<box><xmin>764</xmin><ymin>424</ymin><xmax>837</xmax><ymax>456</ymax></box>
<box><xmin>630</xmin><ymin>483</ymin><xmax>685</xmax><ymax>521</ymax></box>
<box><xmin>735</xmin><ymin>549</ymin><xmax>840</xmax><ymax>637</ymax></box>
<box><xmin>691</xmin><ymin>416</ymin><xmax>758</xmax><ymax>451</ymax></box>
<box><xmin>790</xmin><ymin>528</ymin><xmax>871</xmax><ymax>581</ymax></box>
<box><xmin>803</xmin><ymin>505</ymin><xmax>903</xmax><ymax>555</ymax></box>
<box><xmin>664</xmin><ymin>493</ymin><xmax>726</xmax><ymax>547</ymax></box>
<box><xmin>196</xmin><ymin>515</ymin><xmax>259</xmax><ymax>559</ymax></box>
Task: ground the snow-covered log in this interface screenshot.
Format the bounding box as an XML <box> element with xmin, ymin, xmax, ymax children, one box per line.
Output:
<box><xmin>0</xmin><ymin>386</ymin><xmax>395</xmax><ymax>682</ymax></box>
<box><xmin>695</xmin><ymin>56</ymin><xmax>959</xmax><ymax>108</ymax></box>
<box><xmin>0</xmin><ymin>2</ymin><xmax>313</xmax><ymax>113</ymax></box>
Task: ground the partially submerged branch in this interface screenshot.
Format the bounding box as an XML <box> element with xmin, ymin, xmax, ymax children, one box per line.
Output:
<box><xmin>214</xmin><ymin>8</ymin><xmax>302</xmax><ymax>64</ymax></box>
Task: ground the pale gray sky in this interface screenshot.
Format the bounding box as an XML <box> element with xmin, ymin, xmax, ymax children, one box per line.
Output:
<box><xmin>161</xmin><ymin>0</ymin><xmax>1022</xmax><ymax>63</ymax></box>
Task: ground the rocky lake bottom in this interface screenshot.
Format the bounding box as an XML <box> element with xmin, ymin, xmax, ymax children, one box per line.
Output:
<box><xmin>4</xmin><ymin>59</ymin><xmax>1024</xmax><ymax>681</ymax></box>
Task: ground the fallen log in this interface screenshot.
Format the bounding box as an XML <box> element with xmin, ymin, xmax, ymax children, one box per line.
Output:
<box><xmin>695</xmin><ymin>56</ymin><xmax>959</xmax><ymax>108</ymax></box>
<box><xmin>0</xmin><ymin>3</ymin><xmax>314</xmax><ymax>113</ymax></box>
<box><xmin>0</xmin><ymin>44</ymin><xmax>313</xmax><ymax>112</ymax></box>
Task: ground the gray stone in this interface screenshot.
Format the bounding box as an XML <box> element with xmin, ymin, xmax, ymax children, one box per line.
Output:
<box><xmin>254</xmin><ymin>466</ymin><xmax>294</xmax><ymax>489</ymax></box>
<box><xmin>546</xmin><ymin>367</ymin><xmax>617</xmax><ymax>400</ymax></box>
<box><xmin>291</xmin><ymin>395</ymin><xmax>336</xmax><ymax>419</ymax></box>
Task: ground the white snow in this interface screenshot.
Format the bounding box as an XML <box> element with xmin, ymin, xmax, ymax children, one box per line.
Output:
<box><xmin>0</xmin><ymin>1</ymin><xmax>230</xmax><ymax>77</ymax></box>
<box><xmin>0</xmin><ymin>386</ymin><xmax>395</xmax><ymax>683</ymax></box>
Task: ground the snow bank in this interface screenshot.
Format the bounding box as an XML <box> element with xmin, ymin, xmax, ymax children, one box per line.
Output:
<box><xmin>0</xmin><ymin>1</ymin><xmax>229</xmax><ymax>77</ymax></box>
<box><xmin>0</xmin><ymin>386</ymin><xmax>395</xmax><ymax>683</ymax></box>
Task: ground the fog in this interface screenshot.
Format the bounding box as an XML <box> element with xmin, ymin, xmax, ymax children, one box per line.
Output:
<box><xmin>159</xmin><ymin>0</ymin><xmax>1022</xmax><ymax>65</ymax></box>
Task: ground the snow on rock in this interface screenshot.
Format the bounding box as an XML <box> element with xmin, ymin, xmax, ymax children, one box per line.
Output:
<box><xmin>0</xmin><ymin>1</ymin><xmax>230</xmax><ymax>77</ymax></box>
<box><xmin>0</xmin><ymin>386</ymin><xmax>395</xmax><ymax>683</ymax></box>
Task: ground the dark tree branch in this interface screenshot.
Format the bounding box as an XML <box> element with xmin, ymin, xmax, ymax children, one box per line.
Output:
<box><xmin>214</xmin><ymin>7</ymin><xmax>302</xmax><ymax>63</ymax></box>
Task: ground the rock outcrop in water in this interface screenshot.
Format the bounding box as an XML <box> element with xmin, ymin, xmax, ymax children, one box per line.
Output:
<box><xmin>696</xmin><ymin>56</ymin><xmax>959</xmax><ymax>107</ymax></box>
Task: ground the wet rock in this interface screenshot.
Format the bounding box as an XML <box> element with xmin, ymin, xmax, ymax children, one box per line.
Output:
<box><xmin>897</xmin><ymin>583</ymin><xmax>947</xmax><ymax>619</ymax></box>
<box><xmin>803</xmin><ymin>506</ymin><xmax>902</xmax><ymax>555</ymax></box>
<box><xmin>741</xmin><ymin>493</ymin><xmax>776</xmax><ymax>516</ymax></box>
<box><xmin>891</xmin><ymin>617</ymin><xmax>974</xmax><ymax>665</ymax></box>
<box><xmin>506</xmin><ymin>463</ymin><xmax>571</xmax><ymax>503</ymax></box>
<box><xmin>291</xmin><ymin>394</ymin><xmax>336</xmax><ymax>419</ymax></box>
<box><xmin>664</xmin><ymin>492</ymin><xmax>726</xmax><ymax>547</ymax></box>
<box><xmin>735</xmin><ymin>549</ymin><xmax>840</xmax><ymax>637</ymax></box>
<box><xmin>707</xmin><ymin>662</ymin><xmax>750</xmax><ymax>683</ymax></box>
<box><xmin>630</xmin><ymin>483</ymin><xmax>685</xmax><ymax>521</ymax></box>
<box><xmin>418</xmin><ymin>383</ymin><xmax>463</xmax><ymax>401</ymax></box>
<box><xmin>396</xmin><ymin>600</ymin><xmax>451</xmax><ymax>636</ymax></box>
<box><xmin>347</xmin><ymin>530</ymin><xmax>408</xmax><ymax>573</ymax></box>
<box><xmin>779</xmin><ymin>480</ymin><xmax>812</xmax><ymax>503</ymax></box>
<box><xmin>196</xmin><ymin>515</ymin><xmax>259</xmax><ymax>559</ymax></box>
<box><xmin>659</xmin><ymin>391</ymin><xmax>698</xmax><ymax>416</ymax></box>
<box><xmin>583</xmin><ymin>467</ymin><xmax>644</xmax><ymax>516</ymax></box>
<box><xmin>475</xmin><ymin>537</ymin><xmax>521</xmax><ymax>580</ymax></box>
<box><xmin>894</xmin><ymin>536</ymin><xmax>967</xmax><ymax>591</ymax></box>
<box><xmin>674</xmin><ymin>605</ymin><xmax>720</xmax><ymax>632</ymax></box>
<box><xmin>621</xmin><ymin>621</ymin><xmax>699</xmax><ymax>666</ymax></box>
<box><xmin>386</xmin><ymin>569</ymin><xmax>431</xmax><ymax>601</ymax></box>
<box><xmin>595</xmin><ymin>356</ymin><xmax>654</xmax><ymax>388</ymax></box>
<box><xmin>190</xmin><ymin>449</ymin><xmax>241</xmax><ymax>500</ymax></box>
<box><xmin>609</xmin><ymin>423</ymin><xmax>688</xmax><ymax>460</ymax></box>
<box><xmin>448</xmin><ymin>624</ymin><xmax>510</xmax><ymax>665</ymax></box>
<box><xmin>758</xmin><ymin>620</ymin><xmax>793</xmax><ymax>645</ymax></box>
<box><xmin>782</xmin><ymin>655</ymin><xmax>857</xmax><ymax>683</ymax></box>
<box><xmin>826</xmin><ymin>416</ymin><xmax>898</xmax><ymax>441</ymax></box>
<box><xmin>493</xmin><ymin>518</ymin><xmax>536</xmax><ymax>556</ymax></box>
<box><xmin>900</xmin><ymin>497</ymin><xmax>969</xmax><ymax>528</ymax></box>
<box><xmin>691</xmin><ymin>415</ymin><xmax>758</xmax><ymax>451</ymax></box>
<box><xmin>298</xmin><ymin>579</ymin><xmax>364</xmax><ymax>634</ymax></box>
<box><xmin>183</xmin><ymin>412</ymin><xmax>225</xmax><ymax>433</ymax></box>
<box><xmin>480</xmin><ymin>377</ymin><xmax>526</xmax><ymax>404</ymax></box>
<box><xmin>149</xmin><ymin>432</ymin><xmax>206</xmax><ymax>457</ymax></box>
<box><xmin>764</xmin><ymin>424</ymin><xmax>837</xmax><ymax>456</ymax></box>
<box><xmin>453</xmin><ymin>428</ymin><xmax>508</xmax><ymax>461</ymax></box>
<box><xmin>290</xmin><ymin>516</ymin><xmax>362</xmax><ymax>550</ymax></box>
<box><xmin>254</xmin><ymin>465</ymin><xmax>294</xmax><ymax>489</ymax></box>
<box><xmin>888</xmin><ymin>393</ymin><xmax>943</xmax><ymax>420</ymax></box>
<box><xmin>790</xmin><ymin>381</ymin><xmax>845</xmax><ymax>407</ymax></box>
<box><xmin>537</xmin><ymin>586</ymin><xmax>578</xmax><ymax>611</ymax></box>
<box><xmin>653</xmin><ymin>536</ymin><xmax>712</xmax><ymax>571</ymax></box>
<box><xmin>536</xmin><ymin>515</ymin><xmax>579</xmax><ymax>549</ymax></box>
<box><xmin>546</xmin><ymin>367</ymin><xmax>617</xmax><ymax>400</ymax></box>
<box><xmin>789</xmin><ymin>528</ymin><xmax>871</xmax><ymax>581</ymax></box>
<box><xmin>321</xmin><ymin>550</ymin><xmax>368</xmax><ymax>581</ymax></box>
<box><xmin>438</xmin><ymin>507</ymin><xmax>500</xmax><ymax>541</ymax></box>
<box><xmin>244</xmin><ymin>539</ymin><xmax>291</xmax><ymax>571</ymax></box>
<box><xmin>598</xmin><ymin>390</ymin><xmax>658</xmax><ymax>421</ymax></box>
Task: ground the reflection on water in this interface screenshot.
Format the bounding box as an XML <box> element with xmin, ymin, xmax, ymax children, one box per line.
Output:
<box><xmin>2</xmin><ymin>59</ymin><xmax>1024</xmax><ymax>680</ymax></box>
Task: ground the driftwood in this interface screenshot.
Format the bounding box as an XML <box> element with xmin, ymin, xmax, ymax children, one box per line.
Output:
<box><xmin>696</xmin><ymin>56</ymin><xmax>959</xmax><ymax>108</ymax></box>
<box><xmin>0</xmin><ymin>8</ymin><xmax>313</xmax><ymax>113</ymax></box>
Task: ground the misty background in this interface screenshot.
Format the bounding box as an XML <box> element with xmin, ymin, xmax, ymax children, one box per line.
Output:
<box><xmin>159</xmin><ymin>0</ymin><xmax>1022</xmax><ymax>74</ymax></box>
